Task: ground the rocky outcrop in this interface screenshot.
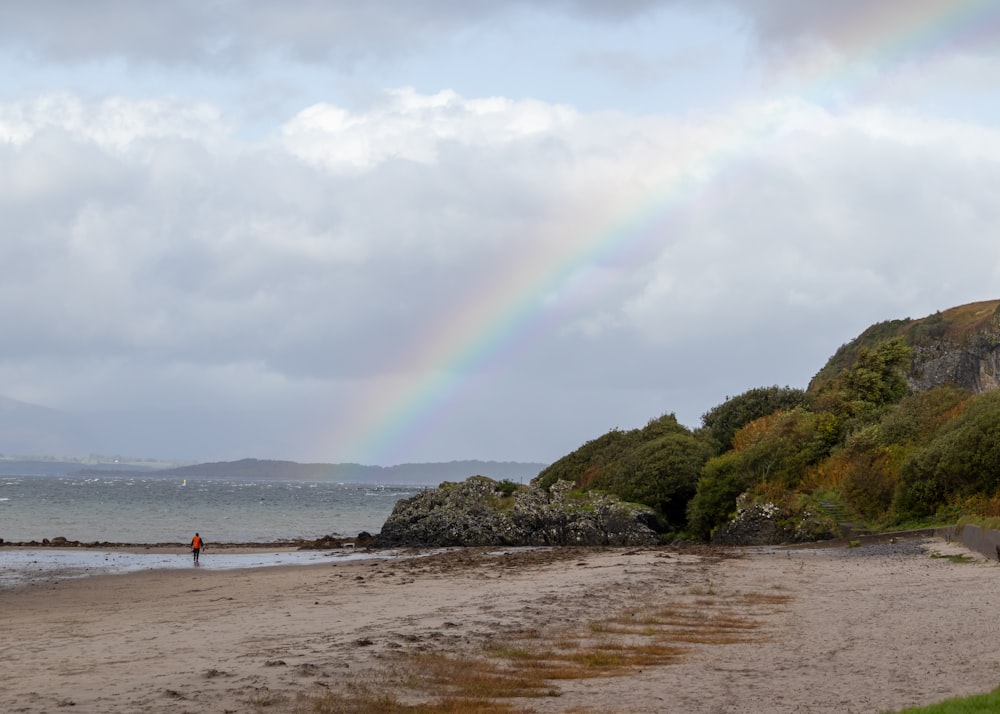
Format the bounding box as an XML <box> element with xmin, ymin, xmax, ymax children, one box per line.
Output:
<box><xmin>908</xmin><ymin>329</ymin><xmax>1000</xmax><ymax>395</ymax></box>
<box><xmin>375</xmin><ymin>476</ymin><xmax>660</xmax><ymax>547</ymax></box>
<box><xmin>710</xmin><ymin>496</ymin><xmax>837</xmax><ymax>546</ymax></box>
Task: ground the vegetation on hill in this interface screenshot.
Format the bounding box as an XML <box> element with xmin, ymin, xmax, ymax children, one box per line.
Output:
<box><xmin>535</xmin><ymin>414</ymin><xmax>715</xmax><ymax>531</ymax></box>
<box><xmin>532</xmin><ymin>300</ymin><xmax>1000</xmax><ymax>542</ymax></box>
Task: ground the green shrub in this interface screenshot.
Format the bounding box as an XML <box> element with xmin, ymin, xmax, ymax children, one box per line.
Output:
<box><xmin>895</xmin><ymin>390</ymin><xmax>1000</xmax><ymax>519</ymax></box>
<box><xmin>533</xmin><ymin>414</ymin><xmax>712</xmax><ymax>531</ymax></box>
<box><xmin>700</xmin><ymin>385</ymin><xmax>810</xmax><ymax>452</ymax></box>
<box><xmin>686</xmin><ymin>452</ymin><xmax>752</xmax><ymax>540</ymax></box>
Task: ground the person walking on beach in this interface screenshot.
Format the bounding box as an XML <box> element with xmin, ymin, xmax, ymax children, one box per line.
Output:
<box><xmin>190</xmin><ymin>532</ymin><xmax>205</xmax><ymax>564</ymax></box>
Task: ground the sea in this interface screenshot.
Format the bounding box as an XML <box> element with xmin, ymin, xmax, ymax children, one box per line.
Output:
<box><xmin>0</xmin><ymin>475</ymin><xmax>425</xmax><ymax>544</ymax></box>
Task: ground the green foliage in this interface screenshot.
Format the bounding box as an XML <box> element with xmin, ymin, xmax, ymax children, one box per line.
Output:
<box><xmin>685</xmin><ymin>452</ymin><xmax>751</xmax><ymax>540</ymax></box>
<box><xmin>838</xmin><ymin>427</ymin><xmax>900</xmax><ymax>521</ymax></box>
<box><xmin>844</xmin><ymin>337</ymin><xmax>911</xmax><ymax>406</ymax></box>
<box><xmin>825</xmin><ymin>386</ymin><xmax>971</xmax><ymax>522</ymax></box>
<box><xmin>907</xmin><ymin>310</ymin><xmax>948</xmax><ymax>345</ymax></box>
<box><xmin>736</xmin><ymin>408</ymin><xmax>839</xmax><ymax>487</ymax></box>
<box><xmin>890</xmin><ymin>685</ymin><xmax>1000</xmax><ymax>713</ymax></box>
<box><xmin>929</xmin><ymin>551</ymin><xmax>976</xmax><ymax>564</ymax></box>
<box><xmin>811</xmin><ymin>337</ymin><xmax>912</xmax><ymax>428</ymax></box>
<box><xmin>687</xmin><ymin>408</ymin><xmax>839</xmax><ymax>538</ymax></box>
<box><xmin>495</xmin><ymin>479</ymin><xmax>520</xmax><ymax>497</ymax></box>
<box><xmin>809</xmin><ymin>319</ymin><xmax>912</xmax><ymax>388</ymax></box>
<box><xmin>534</xmin><ymin>303</ymin><xmax>1000</xmax><ymax>541</ymax></box>
<box><xmin>533</xmin><ymin>414</ymin><xmax>712</xmax><ymax>530</ymax></box>
<box><xmin>895</xmin><ymin>390</ymin><xmax>1000</xmax><ymax>519</ymax></box>
<box><xmin>533</xmin><ymin>428</ymin><xmax>632</xmax><ymax>491</ymax></box>
<box><xmin>700</xmin><ymin>385</ymin><xmax>810</xmax><ymax>451</ymax></box>
<box><xmin>877</xmin><ymin>385</ymin><xmax>971</xmax><ymax>446</ymax></box>
<box><xmin>587</xmin><ymin>430</ymin><xmax>714</xmax><ymax>527</ymax></box>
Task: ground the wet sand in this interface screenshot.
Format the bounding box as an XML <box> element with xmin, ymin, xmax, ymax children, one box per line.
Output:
<box><xmin>2</xmin><ymin>538</ymin><xmax>998</xmax><ymax>713</ymax></box>
<box><xmin>0</xmin><ymin>545</ymin><xmax>383</xmax><ymax>589</ymax></box>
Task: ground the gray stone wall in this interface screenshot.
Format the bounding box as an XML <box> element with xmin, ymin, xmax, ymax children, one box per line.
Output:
<box><xmin>938</xmin><ymin>523</ymin><xmax>1000</xmax><ymax>562</ymax></box>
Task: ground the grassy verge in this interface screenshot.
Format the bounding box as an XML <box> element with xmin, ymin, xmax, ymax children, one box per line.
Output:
<box><xmin>929</xmin><ymin>551</ymin><xmax>977</xmax><ymax>564</ymax></box>
<box><xmin>887</xmin><ymin>686</ymin><xmax>1000</xmax><ymax>713</ymax></box>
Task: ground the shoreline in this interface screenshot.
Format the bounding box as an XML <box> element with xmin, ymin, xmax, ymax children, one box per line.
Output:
<box><xmin>0</xmin><ymin>543</ymin><xmax>400</xmax><ymax>591</ymax></box>
<box><xmin>0</xmin><ymin>533</ymin><xmax>370</xmax><ymax>549</ymax></box>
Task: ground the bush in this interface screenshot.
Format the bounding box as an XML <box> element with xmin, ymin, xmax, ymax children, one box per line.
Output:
<box><xmin>894</xmin><ymin>390</ymin><xmax>1000</xmax><ymax>519</ymax></box>
<box><xmin>700</xmin><ymin>386</ymin><xmax>810</xmax><ymax>452</ymax></box>
<box><xmin>533</xmin><ymin>414</ymin><xmax>712</xmax><ymax>531</ymax></box>
<box><xmin>686</xmin><ymin>452</ymin><xmax>752</xmax><ymax>540</ymax></box>
<box><xmin>838</xmin><ymin>427</ymin><xmax>900</xmax><ymax>521</ymax></box>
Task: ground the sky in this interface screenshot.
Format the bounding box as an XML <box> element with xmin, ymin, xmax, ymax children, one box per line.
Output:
<box><xmin>1</xmin><ymin>0</ymin><xmax>999</xmax><ymax>466</ymax></box>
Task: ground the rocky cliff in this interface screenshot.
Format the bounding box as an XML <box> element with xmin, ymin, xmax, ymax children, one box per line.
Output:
<box><xmin>906</xmin><ymin>304</ymin><xmax>1000</xmax><ymax>395</ymax></box>
<box><xmin>376</xmin><ymin>476</ymin><xmax>660</xmax><ymax>547</ymax></box>
<box><xmin>811</xmin><ymin>299</ymin><xmax>1000</xmax><ymax>396</ymax></box>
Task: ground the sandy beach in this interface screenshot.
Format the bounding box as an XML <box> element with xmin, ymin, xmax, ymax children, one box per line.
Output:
<box><xmin>2</xmin><ymin>537</ymin><xmax>999</xmax><ymax>713</ymax></box>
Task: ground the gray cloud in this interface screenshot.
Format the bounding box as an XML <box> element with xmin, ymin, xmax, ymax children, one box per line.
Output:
<box><xmin>2</xmin><ymin>89</ymin><xmax>998</xmax><ymax>463</ymax></box>
<box><xmin>726</xmin><ymin>0</ymin><xmax>995</xmax><ymax>50</ymax></box>
<box><xmin>3</xmin><ymin>1</ymin><xmax>995</xmax><ymax>73</ymax></box>
<box><xmin>0</xmin><ymin>1</ymin><xmax>658</xmax><ymax>68</ymax></box>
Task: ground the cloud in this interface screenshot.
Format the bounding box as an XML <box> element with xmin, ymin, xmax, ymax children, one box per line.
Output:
<box><xmin>3</xmin><ymin>87</ymin><xmax>1000</xmax><ymax>460</ymax></box>
<box><xmin>0</xmin><ymin>1</ymin><xmax>654</xmax><ymax>68</ymax></box>
<box><xmin>282</xmin><ymin>88</ymin><xmax>579</xmax><ymax>170</ymax></box>
<box><xmin>4</xmin><ymin>2</ymin><xmax>996</xmax><ymax>73</ymax></box>
<box><xmin>726</xmin><ymin>0</ymin><xmax>995</xmax><ymax>50</ymax></box>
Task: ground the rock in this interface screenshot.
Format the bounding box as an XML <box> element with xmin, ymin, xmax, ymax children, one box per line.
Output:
<box><xmin>711</xmin><ymin>494</ymin><xmax>837</xmax><ymax>546</ymax></box>
<box><xmin>375</xmin><ymin>476</ymin><xmax>659</xmax><ymax>547</ymax></box>
<box><xmin>908</xmin><ymin>326</ymin><xmax>1000</xmax><ymax>395</ymax></box>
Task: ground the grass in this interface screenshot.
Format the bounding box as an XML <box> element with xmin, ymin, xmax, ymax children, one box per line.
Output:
<box><xmin>929</xmin><ymin>551</ymin><xmax>976</xmax><ymax>564</ymax></box>
<box><xmin>262</xmin><ymin>586</ymin><xmax>792</xmax><ymax>713</ymax></box>
<box><xmin>886</xmin><ymin>685</ymin><xmax>1000</xmax><ymax>713</ymax></box>
<box><xmin>956</xmin><ymin>515</ymin><xmax>1000</xmax><ymax>531</ymax></box>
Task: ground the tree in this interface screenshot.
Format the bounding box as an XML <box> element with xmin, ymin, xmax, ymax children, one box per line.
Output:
<box><xmin>809</xmin><ymin>337</ymin><xmax>912</xmax><ymax>449</ymax></box>
<box><xmin>589</xmin><ymin>429</ymin><xmax>714</xmax><ymax>529</ymax></box>
<box><xmin>686</xmin><ymin>452</ymin><xmax>751</xmax><ymax>540</ymax></box>
<box><xmin>701</xmin><ymin>386</ymin><xmax>810</xmax><ymax>452</ymax></box>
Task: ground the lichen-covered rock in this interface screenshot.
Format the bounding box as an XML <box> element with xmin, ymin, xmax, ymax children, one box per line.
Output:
<box><xmin>375</xmin><ymin>476</ymin><xmax>659</xmax><ymax>547</ymax></box>
<box><xmin>711</xmin><ymin>495</ymin><xmax>837</xmax><ymax>546</ymax></box>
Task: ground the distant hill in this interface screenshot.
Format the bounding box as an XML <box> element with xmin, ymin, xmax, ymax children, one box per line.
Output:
<box><xmin>0</xmin><ymin>458</ymin><xmax>164</xmax><ymax>477</ymax></box>
<box><xmin>78</xmin><ymin>457</ymin><xmax>548</xmax><ymax>486</ymax></box>
<box><xmin>0</xmin><ymin>396</ymin><xmax>96</xmax><ymax>456</ymax></box>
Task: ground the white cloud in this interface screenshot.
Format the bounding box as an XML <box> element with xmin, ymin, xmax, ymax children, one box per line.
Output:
<box><xmin>281</xmin><ymin>88</ymin><xmax>578</xmax><ymax>170</ymax></box>
<box><xmin>2</xmin><ymin>85</ymin><xmax>1000</xmax><ymax>460</ymax></box>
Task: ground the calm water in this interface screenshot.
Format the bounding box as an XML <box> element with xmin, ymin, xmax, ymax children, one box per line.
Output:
<box><xmin>0</xmin><ymin>475</ymin><xmax>424</xmax><ymax>543</ymax></box>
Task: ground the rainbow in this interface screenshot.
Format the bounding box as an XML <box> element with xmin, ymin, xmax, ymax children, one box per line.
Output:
<box><xmin>331</xmin><ymin>0</ymin><xmax>999</xmax><ymax>466</ymax></box>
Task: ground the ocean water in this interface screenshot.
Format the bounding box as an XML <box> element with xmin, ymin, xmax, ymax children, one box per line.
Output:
<box><xmin>0</xmin><ymin>475</ymin><xmax>424</xmax><ymax>544</ymax></box>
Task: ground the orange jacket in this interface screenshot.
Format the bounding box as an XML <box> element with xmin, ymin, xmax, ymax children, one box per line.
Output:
<box><xmin>191</xmin><ymin>535</ymin><xmax>203</xmax><ymax>549</ymax></box>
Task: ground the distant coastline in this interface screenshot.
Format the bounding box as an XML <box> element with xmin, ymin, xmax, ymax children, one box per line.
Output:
<box><xmin>0</xmin><ymin>457</ymin><xmax>548</xmax><ymax>486</ymax></box>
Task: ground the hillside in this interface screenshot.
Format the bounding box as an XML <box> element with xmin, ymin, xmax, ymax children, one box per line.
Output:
<box><xmin>537</xmin><ymin>299</ymin><xmax>1000</xmax><ymax>544</ymax></box>
<box><xmin>810</xmin><ymin>299</ymin><xmax>1000</xmax><ymax>395</ymax></box>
